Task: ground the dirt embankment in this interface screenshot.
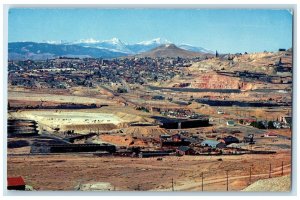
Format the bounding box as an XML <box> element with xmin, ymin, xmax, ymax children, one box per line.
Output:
<box><xmin>8</xmin><ymin>90</ymin><xmax>114</xmax><ymax>105</ymax></box>
<box><xmin>123</xmin><ymin>126</ymin><xmax>168</xmax><ymax>138</ymax></box>
<box><xmin>115</xmin><ymin>112</ymin><xmax>152</xmax><ymax>123</ymax></box>
<box><xmin>190</xmin><ymin>73</ymin><xmax>255</xmax><ymax>90</ymax></box>
<box><xmin>64</xmin><ymin>123</ymin><xmax>118</xmax><ymax>132</ymax></box>
<box><xmin>167</xmin><ymin>72</ymin><xmax>257</xmax><ymax>90</ymax></box>
<box><xmin>242</xmin><ymin>175</ymin><xmax>291</xmax><ymax>192</ymax></box>
<box><xmin>99</xmin><ymin>126</ymin><xmax>168</xmax><ymax>147</ymax></box>
<box><xmin>8</xmin><ymin>108</ymin><xmax>156</xmax><ymax>134</ymax></box>
<box><xmin>100</xmin><ymin>135</ymin><xmax>148</xmax><ymax>147</ymax></box>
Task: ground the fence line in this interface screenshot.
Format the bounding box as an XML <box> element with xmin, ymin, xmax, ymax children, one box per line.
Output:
<box><xmin>169</xmin><ymin>161</ymin><xmax>291</xmax><ymax>191</ymax></box>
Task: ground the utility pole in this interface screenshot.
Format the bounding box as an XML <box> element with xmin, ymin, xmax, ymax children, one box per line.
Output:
<box><xmin>172</xmin><ymin>178</ymin><xmax>174</xmax><ymax>191</ymax></box>
<box><xmin>249</xmin><ymin>167</ymin><xmax>252</xmax><ymax>184</ymax></box>
<box><xmin>201</xmin><ymin>172</ymin><xmax>204</xmax><ymax>192</ymax></box>
<box><xmin>226</xmin><ymin>170</ymin><xmax>229</xmax><ymax>191</ymax></box>
<box><xmin>269</xmin><ymin>163</ymin><xmax>272</xmax><ymax>178</ymax></box>
<box><xmin>282</xmin><ymin>161</ymin><xmax>284</xmax><ymax>176</ymax></box>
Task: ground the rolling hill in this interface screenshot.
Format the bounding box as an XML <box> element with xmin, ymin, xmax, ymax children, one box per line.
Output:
<box><xmin>8</xmin><ymin>42</ymin><xmax>128</xmax><ymax>60</ymax></box>
<box><xmin>136</xmin><ymin>44</ymin><xmax>212</xmax><ymax>58</ymax></box>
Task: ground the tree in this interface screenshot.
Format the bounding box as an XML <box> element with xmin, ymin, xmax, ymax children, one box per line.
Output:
<box><xmin>268</xmin><ymin>121</ymin><xmax>275</xmax><ymax>129</ymax></box>
<box><xmin>250</xmin><ymin>121</ymin><xmax>266</xmax><ymax>129</ymax></box>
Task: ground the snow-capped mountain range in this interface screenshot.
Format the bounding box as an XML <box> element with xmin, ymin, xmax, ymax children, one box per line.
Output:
<box><xmin>45</xmin><ymin>37</ymin><xmax>213</xmax><ymax>54</ymax></box>
<box><xmin>73</xmin><ymin>38</ymin><xmax>131</xmax><ymax>53</ymax></box>
<box><xmin>8</xmin><ymin>38</ymin><xmax>213</xmax><ymax>60</ymax></box>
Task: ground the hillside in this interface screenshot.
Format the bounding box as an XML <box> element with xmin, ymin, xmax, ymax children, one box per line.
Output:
<box><xmin>136</xmin><ymin>44</ymin><xmax>211</xmax><ymax>58</ymax></box>
<box><xmin>189</xmin><ymin>50</ymin><xmax>292</xmax><ymax>74</ymax></box>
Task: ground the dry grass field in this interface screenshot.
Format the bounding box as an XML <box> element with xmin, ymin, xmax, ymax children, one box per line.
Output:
<box><xmin>7</xmin><ymin>150</ymin><xmax>291</xmax><ymax>191</ymax></box>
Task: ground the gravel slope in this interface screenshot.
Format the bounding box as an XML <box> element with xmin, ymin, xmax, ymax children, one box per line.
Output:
<box><xmin>242</xmin><ymin>175</ymin><xmax>291</xmax><ymax>192</ymax></box>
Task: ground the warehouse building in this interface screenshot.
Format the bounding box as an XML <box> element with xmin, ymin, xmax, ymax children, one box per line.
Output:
<box><xmin>154</xmin><ymin>116</ymin><xmax>210</xmax><ymax>129</ymax></box>
<box><xmin>201</xmin><ymin>140</ymin><xmax>226</xmax><ymax>149</ymax></box>
<box><xmin>176</xmin><ymin>146</ymin><xmax>195</xmax><ymax>156</ymax></box>
<box><xmin>31</xmin><ymin>143</ymin><xmax>116</xmax><ymax>153</ymax></box>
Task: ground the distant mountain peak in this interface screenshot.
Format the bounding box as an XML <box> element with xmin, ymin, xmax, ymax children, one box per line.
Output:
<box><xmin>178</xmin><ymin>44</ymin><xmax>214</xmax><ymax>54</ymax></box>
<box><xmin>163</xmin><ymin>43</ymin><xmax>176</xmax><ymax>48</ymax></box>
<box><xmin>71</xmin><ymin>37</ymin><xmax>125</xmax><ymax>45</ymax></box>
<box><xmin>136</xmin><ymin>43</ymin><xmax>209</xmax><ymax>58</ymax></box>
<box><xmin>43</xmin><ymin>40</ymin><xmax>67</xmax><ymax>44</ymax></box>
<box><xmin>102</xmin><ymin>37</ymin><xmax>125</xmax><ymax>45</ymax></box>
<box><xmin>137</xmin><ymin>38</ymin><xmax>171</xmax><ymax>45</ymax></box>
<box><xmin>110</xmin><ymin>37</ymin><xmax>122</xmax><ymax>43</ymax></box>
<box><xmin>74</xmin><ymin>38</ymin><xmax>100</xmax><ymax>44</ymax></box>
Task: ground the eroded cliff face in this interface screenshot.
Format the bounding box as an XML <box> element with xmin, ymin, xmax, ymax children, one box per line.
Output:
<box><xmin>190</xmin><ymin>73</ymin><xmax>248</xmax><ymax>90</ymax></box>
<box><xmin>170</xmin><ymin>72</ymin><xmax>256</xmax><ymax>90</ymax></box>
<box><xmin>168</xmin><ymin>51</ymin><xmax>292</xmax><ymax>91</ymax></box>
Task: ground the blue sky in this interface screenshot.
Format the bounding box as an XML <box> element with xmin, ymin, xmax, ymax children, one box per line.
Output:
<box><xmin>8</xmin><ymin>9</ymin><xmax>293</xmax><ymax>53</ymax></box>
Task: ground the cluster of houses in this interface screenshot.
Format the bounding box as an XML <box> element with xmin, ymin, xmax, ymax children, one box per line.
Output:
<box><xmin>8</xmin><ymin>56</ymin><xmax>203</xmax><ymax>90</ymax></box>
<box><xmin>246</xmin><ymin>118</ymin><xmax>291</xmax><ymax>129</ymax></box>
<box><xmin>158</xmin><ymin>133</ymin><xmax>242</xmax><ymax>156</ymax></box>
<box><xmin>231</xmin><ymin>115</ymin><xmax>292</xmax><ymax>129</ymax></box>
<box><xmin>160</xmin><ymin>109</ymin><xmax>204</xmax><ymax>119</ymax></box>
<box><xmin>216</xmin><ymin>57</ymin><xmax>292</xmax><ymax>84</ymax></box>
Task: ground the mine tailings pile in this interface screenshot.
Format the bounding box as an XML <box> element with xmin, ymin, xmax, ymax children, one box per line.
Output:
<box><xmin>9</xmin><ymin>103</ymin><xmax>100</xmax><ymax>110</ymax></box>
<box><xmin>196</xmin><ymin>99</ymin><xmax>291</xmax><ymax>107</ymax></box>
<box><xmin>8</xmin><ymin>119</ymin><xmax>39</xmax><ymax>137</ymax></box>
<box><xmin>148</xmin><ymin>86</ymin><xmax>241</xmax><ymax>93</ymax></box>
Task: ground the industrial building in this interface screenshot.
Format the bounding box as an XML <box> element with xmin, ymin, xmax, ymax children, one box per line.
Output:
<box><xmin>7</xmin><ymin>119</ymin><xmax>39</xmax><ymax>137</ymax></box>
<box><xmin>138</xmin><ymin>150</ymin><xmax>174</xmax><ymax>158</ymax></box>
<box><xmin>31</xmin><ymin>143</ymin><xmax>117</xmax><ymax>153</ymax></box>
<box><xmin>218</xmin><ymin>136</ymin><xmax>240</xmax><ymax>145</ymax></box>
<box><xmin>154</xmin><ymin>116</ymin><xmax>210</xmax><ymax>129</ymax></box>
<box><xmin>201</xmin><ymin>140</ymin><xmax>226</xmax><ymax>149</ymax></box>
<box><xmin>176</xmin><ymin>146</ymin><xmax>195</xmax><ymax>156</ymax></box>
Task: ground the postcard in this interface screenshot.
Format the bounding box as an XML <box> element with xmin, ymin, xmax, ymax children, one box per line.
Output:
<box><xmin>6</xmin><ymin>8</ymin><xmax>293</xmax><ymax>192</ymax></box>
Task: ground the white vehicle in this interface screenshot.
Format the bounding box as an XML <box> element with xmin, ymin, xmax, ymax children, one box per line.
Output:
<box><xmin>217</xmin><ymin>110</ymin><xmax>224</xmax><ymax>114</ymax></box>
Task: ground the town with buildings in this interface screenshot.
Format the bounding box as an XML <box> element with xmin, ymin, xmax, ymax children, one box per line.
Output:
<box><xmin>7</xmin><ymin>47</ymin><xmax>292</xmax><ymax>191</ymax></box>
<box><xmin>6</xmin><ymin>8</ymin><xmax>293</xmax><ymax>193</ymax></box>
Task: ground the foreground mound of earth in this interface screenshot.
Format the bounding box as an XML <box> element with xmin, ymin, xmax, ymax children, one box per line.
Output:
<box><xmin>242</xmin><ymin>175</ymin><xmax>291</xmax><ymax>192</ymax></box>
<box><xmin>123</xmin><ymin>126</ymin><xmax>168</xmax><ymax>137</ymax></box>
